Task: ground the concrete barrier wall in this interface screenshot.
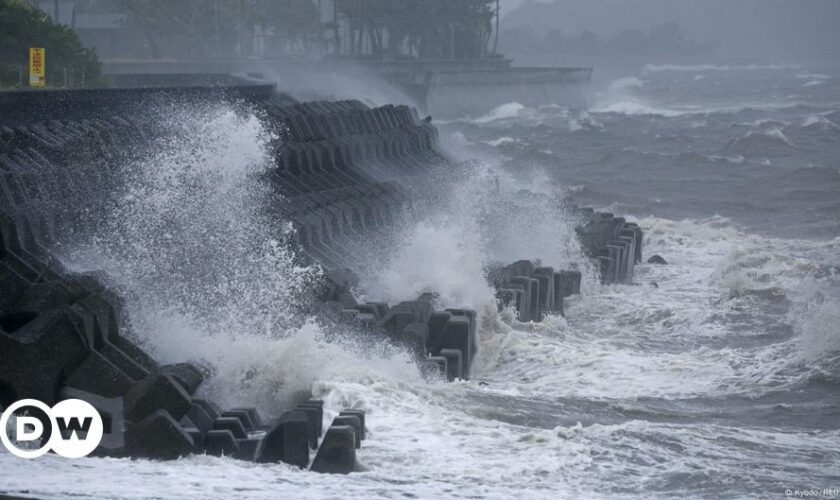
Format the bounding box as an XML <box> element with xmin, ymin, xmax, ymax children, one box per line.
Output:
<box><xmin>268</xmin><ymin>96</ymin><xmax>643</xmax><ymax>389</ymax></box>
<box><xmin>0</xmin><ymin>86</ymin><xmax>365</xmax><ymax>469</ymax></box>
<box><xmin>265</xmin><ymin>100</ymin><xmax>445</xmax><ymax>269</ymax></box>
<box><xmin>0</xmin><ymin>83</ymin><xmax>275</xmax><ymax>128</ymax></box>
<box><xmin>0</xmin><ymin>85</ymin><xmax>641</xmax><ymax>467</ymax></box>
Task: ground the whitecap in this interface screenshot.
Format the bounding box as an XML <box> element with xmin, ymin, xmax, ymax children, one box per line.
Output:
<box><xmin>722</xmin><ymin>127</ymin><xmax>796</xmax><ymax>156</ymax></box>
<box><xmin>469</xmin><ymin>102</ymin><xmax>530</xmax><ymax>124</ymax></box>
<box><xmin>568</xmin><ymin>111</ymin><xmax>604</xmax><ymax>131</ymax></box>
<box><xmin>644</xmin><ymin>63</ymin><xmax>799</xmax><ymax>73</ymax></box>
<box><xmin>802</xmin><ymin>80</ymin><xmax>824</xmax><ymax>88</ymax></box>
<box><xmin>802</xmin><ymin>114</ymin><xmax>840</xmax><ymax>131</ymax></box>
<box><xmin>483</xmin><ymin>136</ymin><xmax>518</xmax><ymax>147</ymax></box>
<box><xmin>796</xmin><ymin>73</ymin><xmax>830</xmax><ymax>80</ymax></box>
<box><xmin>591</xmin><ymin>100</ymin><xmax>683</xmax><ymax>117</ymax></box>
<box><xmin>608</xmin><ymin>76</ymin><xmax>644</xmax><ymax>92</ymax></box>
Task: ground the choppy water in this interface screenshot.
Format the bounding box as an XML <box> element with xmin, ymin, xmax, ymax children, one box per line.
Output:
<box><xmin>2</xmin><ymin>63</ymin><xmax>840</xmax><ymax>499</ymax></box>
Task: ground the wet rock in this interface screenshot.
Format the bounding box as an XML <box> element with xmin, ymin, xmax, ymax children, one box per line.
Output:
<box><xmin>234</xmin><ymin>437</ymin><xmax>262</xmax><ymax>461</ymax></box>
<box><xmin>226</xmin><ymin>407</ymin><xmax>263</xmax><ymax>429</ymax></box>
<box><xmin>648</xmin><ymin>255</ymin><xmax>668</xmax><ymax>265</ymax></box>
<box><xmin>184</xmin><ymin>403</ymin><xmax>214</xmax><ymax>432</ymax></box>
<box><xmin>257</xmin><ymin>411</ymin><xmax>310</xmax><ymax>467</ymax></box>
<box><xmin>311</xmin><ymin>425</ymin><xmax>357</xmax><ymax>474</ymax></box>
<box><xmin>333</xmin><ymin>415</ymin><xmax>362</xmax><ymax>448</ymax></box>
<box><xmin>161</xmin><ymin>363</ymin><xmax>204</xmax><ymax>395</ymax></box>
<box><xmin>422</xmin><ymin>356</ymin><xmax>448</xmax><ymax>380</ymax></box>
<box><xmin>297</xmin><ymin>400</ymin><xmax>324</xmax><ymax>437</ymax></box>
<box><xmin>510</xmin><ymin>276</ymin><xmax>537</xmax><ymax>322</ymax></box>
<box><xmin>428</xmin><ymin>315</ymin><xmax>472</xmax><ymax>379</ymax></box>
<box><xmin>192</xmin><ymin>399</ymin><xmax>221</xmax><ymax>420</ymax></box>
<box><xmin>0</xmin><ymin>310</ymin><xmax>88</xmax><ymax>405</ymax></box>
<box><xmin>62</xmin><ymin>348</ymin><xmax>134</xmax><ymax>398</ymax></box>
<box><xmin>289</xmin><ymin>406</ymin><xmax>320</xmax><ymax>449</ymax></box>
<box><xmin>127</xmin><ymin>409</ymin><xmax>194</xmax><ymax>460</ymax></box>
<box><xmin>212</xmin><ymin>416</ymin><xmax>248</xmax><ymax>439</ymax></box>
<box><xmin>439</xmin><ymin>348</ymin><xmax>463</xmax><ymax>381</ymax></box>
<box><xmin>445</xmin><ymin>309</ymin><xmax>477</xmax><ymax>359</ymax></box>
<box><xmin>125</xmin><ymin>373</ymin><xmax>192</xmax><ymax>423</ymax></box>
<box><xmin>221</xmin><ymin>409</ymin><xmax>257</xmax><ymax>430</ymax></box>
<box><xmin>239</xmin><ymin>407</ymin><xmax>265</xmax><ymax>428</ymax></box>
<box><xmin>339</xmin><ymin>409</ymin><xmax>366</xmax><ymax>441</ymax></box>
<box><xmin>203</xmin><ymin>429</ymin><xmax>240</xmax><ymax>457</ymax></box>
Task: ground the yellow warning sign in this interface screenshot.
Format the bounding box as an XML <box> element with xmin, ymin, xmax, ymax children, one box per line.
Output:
<box><xmin>29</xmin><ymin>48</ymin><xmax>45</xmax><ymax>87</ymax></box>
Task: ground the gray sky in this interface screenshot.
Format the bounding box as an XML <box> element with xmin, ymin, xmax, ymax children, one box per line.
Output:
<box><xmin>501</xmin><ymin>0</ymin><xmax>526</xmax><ymax>16</ymax></box>
<box><xmin>501</xmin><ymin>0</ymin><xmax>840</xmax><ymax>61</ymax></box>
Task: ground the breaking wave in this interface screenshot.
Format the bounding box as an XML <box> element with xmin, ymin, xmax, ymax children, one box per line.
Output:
<box><xmin>796</xmin><ymin>73</ymin><xmax>830</xmax><ymax>80</ymax></box>
<box><xmin>57</xmin><ymin>103</ymin><xmax>372</xmax><ymax>416</ymax></box>
<box><xmin>568</xmin><ymin>111</ymin><xmax>604</xmax><ymax>132</ymax></box>
<box><xmin>470</xmin><ymin>102</ymin><xmax>530</xmax><ymax>123</ymax></box>
<box><xmin>483</xmin><ymin>136</ymin><xmax>519</xmax><ymax>146</ymax></box>
<box><xmin>591</xmin><ymin>77</ymin><xmax>686</xmax><ymax>117</ymax></box>
<box><xmin>721</xmin><ymin>127</ymin><xmax>797</xmax><ymax>156</ymax></box>
<box><xmin>802</xmin><ymin>80</ymin><xmax>825</xmax><ymax>88</ymax></box>
<box><xmin>644</xmin><ymin>63</ymin><xmax>799</xmax><ymax>73</ymax></box>
<box><xmin>802</xmin><ymin>114</ymin><xmax>840</xmax><ymax>132</ymax></box>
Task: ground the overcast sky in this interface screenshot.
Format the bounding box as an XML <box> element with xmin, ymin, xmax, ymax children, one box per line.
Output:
<box><xmin>501</xmin><ymin>0</ymin><xmax>840</xmax><ymax>61</ymax></box>
<box><xmin>501</xmin><ymin>0</ymin><xmax>526</xmax><ymax>16</ymax></box>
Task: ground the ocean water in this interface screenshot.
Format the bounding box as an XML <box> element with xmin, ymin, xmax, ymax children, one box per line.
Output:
<box><xmin>2</xmin><ymin>63</ymin><xmax>840</xmax><ymax>499</ymax></box>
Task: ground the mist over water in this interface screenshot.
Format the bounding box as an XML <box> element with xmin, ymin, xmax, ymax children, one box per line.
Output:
<box><xmin>55</xmin><ymin>102</ymin><xmax>372</xmax><ymax>416</ymax></box>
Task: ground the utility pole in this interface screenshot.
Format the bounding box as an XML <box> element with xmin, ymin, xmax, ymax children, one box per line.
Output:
<box><xmin>333</xmin><ymin>0</ymin><xmax>340</xmax><ymax>55</ymax></box>
<box><xmin>238</xmin><ymin>0</ymin><xmax>245</xmax><ymax>57</ymax></box>
<box><xmin>213</xmin><ymin>0</ymin><xmax>220</xmax><ymax>56</ymax></box>
<box><xmin>492</xmin><ymin>0</ymin><xmax>500</xmax><ymax>55</ymax></box>
<box><xmin>450</xmin><ymin>22</ymin><xmax>455</xmax><ymax>59</ymax></box>
<box><xmin>319</xmin><ymin>0</ymin><xmax>326</xmax><ymax>55</ymax></box>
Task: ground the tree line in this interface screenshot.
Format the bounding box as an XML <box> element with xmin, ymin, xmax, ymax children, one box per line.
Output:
<box><xmin>501</xmin><ymin>21</ymin><xmax>716</xmax><ymax>58</ymax></box>
<box><xmin>0</xmin><ymin>0</ymin><xmax>101</xmax><ymax>88</ymax></box>
<box><xmin>0</xmin><ymin>0</ymin><xmax>505</xmax><ymax>80</ymax></box>
<box><xmin>333</xmin><ymin>0</ymin><xmax>499</xmax><ymax>59</ymax></box>
<box><xmin>80</xmin><ymin>0</ymin><xmax>500</xmax><ymax>60</ymax></box>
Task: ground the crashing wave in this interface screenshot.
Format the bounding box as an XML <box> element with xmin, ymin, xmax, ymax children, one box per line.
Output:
<box><xmin>568</xmin><ymin>111</ymin><xmax>604</xmax><ymax>131</ymax></box>
<box><xmin>721</xmin><ymin>127</ymin><xmax>797</xmax><ymax>156</ymax></box>
<box><xmin>644</xmin><ymin>63</ymin><xmax>799</xmax><ymax>73</ymax></box>
<box><xmin>802</xmin><ymin>80</ymin><xmax>825</xmax><ymax>88</ymax></box>
<box><xmin>483</xmin><ymin>136</ymin><xmax>519</xmax><ymax>147</ymax></box>
<box><xmin>731</xmin><ymin>118</ymin><xmax>789</xmax><ymax>130</ymax></box>
<box><xmin>589</xmin><ymin>77</ymin><xmax>682</xmax><ymax>117</ymax></box>
<box><xmin>802</xmin><ymin>114</ymin><xmax>840</xmax><ymax>132</ymax></box>
<box><xmin>796</xmin><ymin>73</ymin><xmax>830</xmax><ymax>80</ymax></box>
<box><xmin>676</xmin><ymin>152</ymin><xmax>745</xmax><ymax>165</ymax></box>
<box><xmin>470</xmin><ymin>102</ymin><xmax>530</xmax><ymax>124</ymax></box>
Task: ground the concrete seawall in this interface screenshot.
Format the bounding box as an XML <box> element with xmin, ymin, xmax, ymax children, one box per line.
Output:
<box><xmin>0</xmin><ymin>83</ymin><xmax>641</xmax><ymax>469</ymax></box>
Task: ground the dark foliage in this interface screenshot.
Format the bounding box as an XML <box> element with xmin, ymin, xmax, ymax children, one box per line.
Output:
<box><xmin>0</xmin><ymin>0</ymin><xmax>102</xmax><ymax>88</ymax></box>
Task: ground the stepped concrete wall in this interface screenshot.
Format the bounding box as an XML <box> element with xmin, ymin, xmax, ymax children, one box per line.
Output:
<box><xmin>0</xmin><ymin>84</ymin><xmax>641</xmax><ymax>467</ymax></box>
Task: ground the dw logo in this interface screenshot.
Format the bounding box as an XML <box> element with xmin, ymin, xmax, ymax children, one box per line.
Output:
<box><xmin>0</xmin><ymin>399</ymin><xmax>103</xmax><ymax>459</ymax></box>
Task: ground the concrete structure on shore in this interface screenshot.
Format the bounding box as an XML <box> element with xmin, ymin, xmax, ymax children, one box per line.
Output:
<box><xmin>31</xmin><ymin>0</ymin><xmax>591</xmax><ymax>116</ymax></box>
<box><xmin>98</xmin><ymin>57</ymin><xmax>591</xmax><ymax>117</ymax></box>
<box><xmin>0</xmin><ymin>81</ymin><xmax>637</xmax><ymax>467</ymax></box>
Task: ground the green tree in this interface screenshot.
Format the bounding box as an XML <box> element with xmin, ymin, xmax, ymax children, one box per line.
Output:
<box><xmin>248</xmin><ymin>0</ymin><xmax>321</xmax><ymax>56</ymax></box>
<box><xmin>123</xmin><ymin>0</ymin><xmax>321</xmax><ymax>59</ymax></box>
<box><xmin>0</xmin><ymin>0</ymin><xmax>102</xmax><ymax>88</ymax></box>
<box><xmin>335</xmin><ymin>0</ymin><xmax>496</xmax><ymax>59</ymax></box>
